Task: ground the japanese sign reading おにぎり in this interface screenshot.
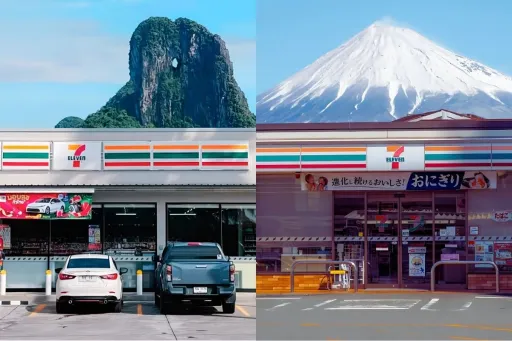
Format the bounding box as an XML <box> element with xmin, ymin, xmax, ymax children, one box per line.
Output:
<box><xmin>301</xmin><ymin>171</ymin><xmax>497</xmax><ymax>191</ymax></box>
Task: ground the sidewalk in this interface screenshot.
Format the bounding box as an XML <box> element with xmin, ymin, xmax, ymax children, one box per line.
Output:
<box><xmin>0</xmin><ymin>292</ymin><xmax>154</xmax><ymax>306</ymax></box>
<box><xmin>256</xmin><ymin>288</ymin><xmax>511</xmax><ymax>295</ymax></box>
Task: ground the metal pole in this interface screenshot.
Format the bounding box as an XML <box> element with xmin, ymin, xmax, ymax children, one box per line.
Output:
<box><xmin>290</xmin><ymin>260</ymin><xmax>358</xmax><ymax>293</ymax></box>
<box><xmin>431</xmin><ymin>260</ymin><xmax>499</xmax><ymax>293</ymax></box>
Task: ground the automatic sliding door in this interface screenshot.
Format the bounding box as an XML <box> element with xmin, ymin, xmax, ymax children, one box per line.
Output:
<box><xmin>367</xmin><ymin>195</ymin><xmax>399</xmax><ymax>287</ymax></box>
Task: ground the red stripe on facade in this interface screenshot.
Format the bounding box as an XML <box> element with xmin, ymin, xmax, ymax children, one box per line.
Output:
<box><xmin>492</xmin><ymin>163</ymin><xmax>512</xmax><ymax>166</ymax></box>
<box><xmin>2</xmin><ymin>161</ymin><xmax>49</xmax><ymax>167</ymax></box>
<box><xmin>105</xmin><ymin>162</ymin><xmax>151</xmax><ymax>167</ymax></box>
<box><xmin>425</xmin><ymin>162</ymin><xmax>492</xmax><ymax>168</ymax></box>
<box><xmin>153</xmin><ymin>161</ymin><xmax>200</xmax><ymax>166</ymax></box>
<box><xmin>203</xmin><ymin>161</ymin><xmax>249</xmax><ymax>166</ymax></box>
<box><xmin>301</xmin><ymin>164</ymin><xmax>367</xmax><ymax>169</ymax></box>
<box><xmin>256</xmin><ymin>164</ymin><xmax>300</xmax><ymax>169</ymax></box>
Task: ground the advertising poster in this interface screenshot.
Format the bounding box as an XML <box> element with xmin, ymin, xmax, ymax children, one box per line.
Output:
<box><xmin>0</xmin><ymin>225</ymin><xmax>11</xmax><ymax>249</ymax></box>
<box><xmin>475</xmin><ymin>241</ymin><xmax>494</xmax><ymax>268</ymax></box>
<box><xmin>301</xmin><ymin>171</ymin><xmax>497</xmax><ymax>191</ymax></box>
<box><xmin>408</xmin><ymin>247</ymin><xmax>426</xmax><ymax>277</ymax></box>
<box><xmin>494</xmin><ymin>243</ymin><xmax>512</xmax><ymax>266</ymax></box>
<box><xmin>0</xmin><ymin>193</ymin><xmax>93</xmax><ymax>219</ymax></box>
<box><xmin>409</xmin><ymin>253</ymin><xmax>426</xmax><ymax>277</ymax></box>
<box><xmin>88</xmin><ymin>225</ymin><xmax>101</xmax><ymax>251</ymax></box>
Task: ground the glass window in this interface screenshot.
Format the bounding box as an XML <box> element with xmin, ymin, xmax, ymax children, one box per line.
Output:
<box><xmin>67</xmin><ymin>257</ymin><xmax>110</xmax><ymax>269</ymax></box>
<box><xmin>167</xmin><ymin>204</ymin><xmax>221</xmax><ymax>245</ymax></box>
<box><xmin>221</xmin><ymin>204</ymin><xmax>256</xmax><ymax>257</ymax></box>
<box><xmin>1</xmin><ymin>220</ymin><xmax>49</xmax><ymax>256</ymax></box>
<box><xmin>104</xmin><ymin>204</ymin><xmax>156</xmax><ymax>256</ymax></box>
<box><xmin>256</xmin><ymin>175</ymin><xmax>333</xmax><ymax>274</ymax></box>
<box><xmin>168</xmin><ymin>245</ymin><xmax>223</xmax><ymax>260</ymax></box>
<box><xmin>333</xmin><ymin>193</ymin><xmax>364</xmax><ymax>283</ymax></box>
<box><xmin>434</xmin><ymin>193</ymin><xmax>467</xmax><ymax>286</ymax></box>
<box><xmin>50</xmin><ymin>206</ymin><xmax>103</xmax><ymax>256</ymax></box>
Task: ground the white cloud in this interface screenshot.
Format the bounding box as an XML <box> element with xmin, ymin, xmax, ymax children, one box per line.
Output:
<box><xmin>0</xmin><ymin>18</ymin><xmax>255</xmax><ymax>88</ymax></box>
<box><xmin>0</xmin><ymin>19</ymin><xmax>129</xmax><ymax>83</ymax></box>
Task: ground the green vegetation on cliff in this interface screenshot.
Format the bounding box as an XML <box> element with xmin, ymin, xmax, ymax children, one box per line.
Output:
<box><xmin>56</xmin><ymin>17</ymin><xmax>255</xmax><ymax>129</ymax></box>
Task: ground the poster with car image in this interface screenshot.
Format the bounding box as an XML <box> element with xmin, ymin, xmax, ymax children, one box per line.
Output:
<box><xmin>0</xmin><ymin>193</ymin><xmax>92</xmax><ymax>219</ymax></box>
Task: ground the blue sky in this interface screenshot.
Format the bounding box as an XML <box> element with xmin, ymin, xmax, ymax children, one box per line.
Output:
<box><xmin>0</xmin><ymin>0</ymin><xmax>255</xmax><ymax>128</ymax></box>
<box><xmin>257</xmin><ymin>0</ymin><xmax>512</xmax><ymax>94</ymax></box>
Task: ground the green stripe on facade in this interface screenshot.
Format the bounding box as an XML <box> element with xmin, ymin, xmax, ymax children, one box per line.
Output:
<box><xmin>104</xmin><ymin>152</ymin><xmax>151</xmax><ymax>160</ymax></box>
<box><xmin>153</xmin><ymin>152</ymin><xmax>199</xmax><ymax>159</ymax></box>
<box><xmin>202</xmin><ymin>152</ymin><xmax>248</xmax><ymax>159</ymax></box>
<box><xmin>256</xmin><ymin>155</ymin><xmax>300</xmax><ymax>162</ymax></box>
<box><xmin>2</xmin><ymin>152</ymin><xmax>49</xmax><ymax>159</ymax></box>
<box><xmin>301</xmin><ymin>154</ymin><xmax>366</xmax><ymax>162</ymax></box>
<box><xmin>425</xmin><ymin>153</ymin><xmax>491</xmax><ymax>161</ymax></box>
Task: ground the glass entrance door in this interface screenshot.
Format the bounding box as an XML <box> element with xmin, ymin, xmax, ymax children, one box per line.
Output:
<box><xmin>367</xmin><ymin>194</ymin><xmax>400</xmax><ymax>287</ymax></box>
<box><xmin>401</xmin><ymin>194</ymin><xmax>434</xmax><ymax>289</ymax></box>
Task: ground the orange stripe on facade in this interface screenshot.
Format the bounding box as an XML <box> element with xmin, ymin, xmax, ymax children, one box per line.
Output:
<box><xmin>386</xmin><ymin>146</ymin><xmax>401</xmax><ymax>152</ymax></box>
<box><xmin>425</xmin><ymin>146</ymin><xmax>491</xmax><ymax>152</ymax></box>
<box><xmin>153</xmin><ymin>145</ymin><xmax>199</xmax><ymax>150</ymax></box>
<box><xmin>202</xmin><ymin>145</ymin><xmax>247</xmax><ymax>150</ymax></box>
<box><xmin>104</xmin><ymin>145</ymin><xmax>150</xmax><ymax>151</ymax></box>
<box><xmin>256</xmin><ymin>148</ymin><xmax>300</xmax><ymax>153</ymax></box>
<box><xmin>3</xmin><ymin>145</ymin><xmax>49</xmax><ymax>150</ymax></box>
<box><xmin>67</xmin><ymin>144</ymin><xmax>81</xmax><ymax>151</ymax></box>
<box><xmin>302</xmin><ymin>147</ymin><xmax>366</xmax><ymax>153</ymax></box>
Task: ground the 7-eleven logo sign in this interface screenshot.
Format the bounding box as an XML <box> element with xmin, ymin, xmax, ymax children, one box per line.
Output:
<box><xmin>386</xmin><ymin>146</ymin><xmax>405</xmax><ymax>170</ymax></box>
<box><xmin>67</xmin><ymin>144</ymin><xmax>86</xmax><ymax>168</ymax></box>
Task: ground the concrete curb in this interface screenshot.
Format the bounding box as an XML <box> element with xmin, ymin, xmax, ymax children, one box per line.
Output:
<box><xmin>0</xmin><ymin>300</ymin><xmax>29</xmax><ymax>306</ymax></box>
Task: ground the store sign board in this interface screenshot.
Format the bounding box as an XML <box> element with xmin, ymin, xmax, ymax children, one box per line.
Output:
<box><xmin>491</xmin><ymin>211</ymin><xmax>512</xmax><ymax>222</ymax></box>
<box><xmin>0</xmin><ymin>193</ymin><xmax>93</xmax><ymax>219</ymax></box>
<box><xmin>301</xmin><ymin>171</ymin><xmax>497</xmax><ymax>191</ymax></box>
<box><xmin>367</xmin><ymin>145</ymin><xmax>425</xmax><ymax>171</ymax></box>
<box><xmin>52</xmin><ymin>142</ymin><xmax>102</xmax><ymax>171</ymax></box>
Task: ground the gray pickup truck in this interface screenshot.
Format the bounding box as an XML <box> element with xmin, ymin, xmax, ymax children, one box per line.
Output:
<box><xmin>153</xmin><ymin>242</ymin><xmax>236</xmax><ymax>314</ymax></box>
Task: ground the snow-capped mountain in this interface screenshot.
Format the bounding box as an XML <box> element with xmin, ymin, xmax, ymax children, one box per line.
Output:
<box><xmin>257</xmin><ymin>21</ymin><xmax>512</xmax><ymax>123</ymax></box>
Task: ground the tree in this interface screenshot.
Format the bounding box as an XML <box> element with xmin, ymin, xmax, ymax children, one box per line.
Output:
<box><xmin>84</xmin><ymin>107</ymin><xmax>142</xmax><ymax>128</ymax></box>
<box><xmin>55</xmin><ymin>116</ymin><xmax>85</xmax><ymax>128</ymax></box>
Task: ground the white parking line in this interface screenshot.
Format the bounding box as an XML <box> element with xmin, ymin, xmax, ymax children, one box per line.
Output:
<box><xmin>326</xmin><ymin>299</ymin><xmax>421</xmax><ymax>310</ymax></box>
<box><xmin>475</xmin><ymin>296</ymin><xmax>512</xmax><ymax>299</ymax></box>
<box><xmin>420</xmin><ymin>298</ymin><xmax>439</xmax><ymax>310</ymax></box>
<box><xmin>457</xmin><ymin>301</ymin><xmax>472</xmax><ymax>311</ymax></box>
<box><xmin>256</xmin><ymin>297</ymin><xmax>301</xmax><ymax>300</ymax></box>
<box><xmin>302</xmin><ymin>299</ymin><xmax>337</xmax><ymax>311</ymax></box>
<box><xmin>265</xmin><ymin>302</ymin><xmax>291</xmax><ymax>311</ymax></box>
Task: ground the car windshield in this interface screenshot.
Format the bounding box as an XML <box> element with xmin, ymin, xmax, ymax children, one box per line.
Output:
<box><xmin>67</xmin><ymin>258</ymin><xmax>110</xmax><ymax>269</ymax></box>
<box><xmin>169</xmin><ymin>246</ymin><xmax>223</xmax><ymax>260</ymax></box>
<box><xmin>35</xmin><ymin>198</ymin><xmax>51</xmax><ymax>203</ymax></box>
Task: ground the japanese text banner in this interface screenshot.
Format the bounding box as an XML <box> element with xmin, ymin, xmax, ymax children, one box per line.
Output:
<box><xmin>301</xmin><ymin>171</ymin><xmax>497</xmax><ymax>191</ymax></box>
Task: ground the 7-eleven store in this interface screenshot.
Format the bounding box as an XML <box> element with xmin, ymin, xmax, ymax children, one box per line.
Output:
<box><xmin>0</xmin><ymin>128</ymin><xmax>256</xmax><ymax>291</ymax></box>
<box><xmin>256</xmin><ymin>111</ymin><xmax>512</xmax><ymax>292</ymax></box>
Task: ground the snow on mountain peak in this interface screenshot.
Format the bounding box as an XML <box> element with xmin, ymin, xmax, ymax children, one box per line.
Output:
<box><xmin>258</xmin><ymin>21</ymin><xmax>512</xmax><ymax>121</ymax></box>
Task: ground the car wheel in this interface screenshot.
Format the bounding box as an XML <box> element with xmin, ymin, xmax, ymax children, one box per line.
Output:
<box><xmin>56</xmin><ymin>302</ymin><xmax>69</xmax><ymax>314</ymax></box>
<box><xmin>113</xmin><ymin>301</ymin><xmax>122</xmax><ymax>313</ymax></box>
<box><xmin>154</xmin><ymin>292</ymin><xmax>159</xmax><ymax>306</ymax></box>
<box><xmin>159</xmin><ymin>294</ymin><xmax>171</xmax><ymax>315</ymax></box>
<box><xmin>222</xmin><ymin>302</ymin><xmax>236</xmax><ymax>314</ymax></box>
<box><xmin>45</xmin><ymin>206</ymin><xmax>50</xmax><ymax>215</ymax></box>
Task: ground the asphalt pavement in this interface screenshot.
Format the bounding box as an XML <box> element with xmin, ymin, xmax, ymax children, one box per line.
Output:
<box><xmin>0</xmin><ymin>292</ymin><xmax>255</xmax><ymax>340</ymax></box>
<box><xmin>256</xmin><ymin>293</ymin><xmax>512</xmax><ymax>340</ymax></box>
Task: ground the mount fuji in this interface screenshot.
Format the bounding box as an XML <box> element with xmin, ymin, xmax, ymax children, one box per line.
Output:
<box><xmin>256</xmin><ymin>21</ymin><xmax>512</xmax><ymax>123</ymax></box>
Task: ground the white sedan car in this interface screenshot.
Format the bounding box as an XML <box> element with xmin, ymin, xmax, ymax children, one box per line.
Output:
<box><xmin>26</xmin><ymin>198</ymin><xmax>64</xmax><ymax>215</ymax></box>
<box><xmin>55</xmin><ymin>254</ymin><xmax>127</xmax><ymax>313</ymax></box>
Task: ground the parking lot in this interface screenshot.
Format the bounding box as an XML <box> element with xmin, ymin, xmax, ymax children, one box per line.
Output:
<box><xmin>0</xmin><ymin>293</ymin><xmax>256</xmax><ymax>340</ymax></box>
<box><xmin>257</xmin><ymin>293</ymin><xmax>512</xmax><ymax>340</ymax></box>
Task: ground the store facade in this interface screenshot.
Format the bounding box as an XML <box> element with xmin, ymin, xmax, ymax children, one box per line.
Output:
<box><xmin>0</xmin><ymin>128</ymin><xmax>256</xmax><ymax>291</ymax></box>
<box><xmin>256</xmin><ymin>113</ymin><xmax>512</xmax><ymax>292</ymax></box>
